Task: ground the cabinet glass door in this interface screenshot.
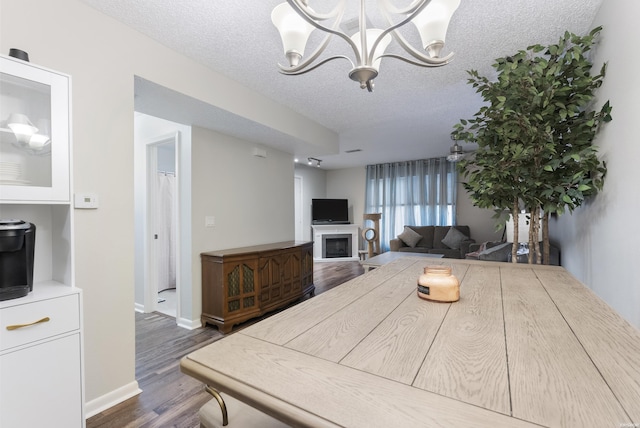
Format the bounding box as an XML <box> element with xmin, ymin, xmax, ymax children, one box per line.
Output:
<box><xmin>0</xmin><ymin>56</ymin><xmax>70</xmax><ymax>202</ymax></box>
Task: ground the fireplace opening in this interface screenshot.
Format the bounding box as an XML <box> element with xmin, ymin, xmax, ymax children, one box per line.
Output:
<box><xmin>322</xmin><ymin>234</ymin><xmax>352</xmax><ymax>258</ymax></box>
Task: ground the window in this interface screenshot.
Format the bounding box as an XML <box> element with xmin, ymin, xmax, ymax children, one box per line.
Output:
<box><xmin>364</xmin><ymin>158</ymin><xmax>457</xmax><ymax>252</ymax></box>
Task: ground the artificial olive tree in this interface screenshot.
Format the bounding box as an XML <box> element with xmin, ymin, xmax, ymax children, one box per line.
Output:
<box><xmin>453</xmin><ymin>27</ymin><xmax>612</xmax><ymax>264</ymax></box>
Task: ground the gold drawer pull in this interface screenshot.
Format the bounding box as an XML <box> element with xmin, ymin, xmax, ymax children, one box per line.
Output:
<box><xmin>6</xmin><ymin>317</ymin><xmax>51</xmax><ymax>331</ymax></box>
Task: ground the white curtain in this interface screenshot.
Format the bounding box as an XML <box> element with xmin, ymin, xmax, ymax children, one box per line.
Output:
<box><xmin>156</xmin><ymin>172</ymin><xmax>176</xmax><ymax>292</ymax></box>
<box><xmin>364</xmin><ymin>158</ymin><xmax>457</xmax><ymax>252</ymax></box>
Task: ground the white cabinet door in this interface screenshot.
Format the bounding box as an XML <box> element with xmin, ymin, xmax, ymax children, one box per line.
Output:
<box><xmin>0</xmin><ymin>333</ymin><xmax>83</xmax><ymax>428</ymax></box>
<box><xmin>0</xmin><ymin>55</ymin><xmax>71</xmax><ymax>203</ymax></box>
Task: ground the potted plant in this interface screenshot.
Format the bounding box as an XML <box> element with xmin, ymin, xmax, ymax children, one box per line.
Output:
<box><xmin>453</xmin><ymin>27</ymin><xmax>612</xmax><ymax>264</ymax></box>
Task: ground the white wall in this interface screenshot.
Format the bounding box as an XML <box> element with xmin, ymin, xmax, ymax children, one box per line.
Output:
<box><xmin>456</xmin><ymin>181</ymin><xmax>504</xmax><ymax>244</ymax></box>
<box><xmin>0</xmin><ymin>0</ymin><xmax>336</xmax><ymax>414</ymax></box>
<box><xmin>190</xmin><ymin>127</ymin><xmax>294</xmax><ymax>250</ymax></box>
<box><xmin>552</xmin><ymin>0</ymin><xmax>640</xmax><ymax>329</ymax></box>
<box><xmin>326</xmin><ymin>167</ymin><xmax>367</xmax><ymax>249</ymax></box>
<box><xmin>294</xmin><ymin>164</ymin><xmax>327</xmax><ymax>241</ymax></box>
<box><xmin>327</xmin><ymin>167</ymin><xmax>366</xmax><ymax>224</ymax></box>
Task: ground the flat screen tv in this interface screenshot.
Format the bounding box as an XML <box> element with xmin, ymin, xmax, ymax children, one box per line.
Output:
<box><xmin>312</xmin><ymin>199</ymin><xmax>349</xmax><ymax>224</ymax></box>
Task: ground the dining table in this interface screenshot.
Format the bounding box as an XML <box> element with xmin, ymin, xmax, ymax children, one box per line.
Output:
<box><xmin>181</xmin><ymin>257</ymin><xmax>640</xmax><ymax>427</ymax></box>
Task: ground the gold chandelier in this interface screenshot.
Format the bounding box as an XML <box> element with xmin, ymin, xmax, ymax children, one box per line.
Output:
<box><xmin>271</xmin><ymin>0</ymin><xmax>460</xmax><ymax>92</ymax></box>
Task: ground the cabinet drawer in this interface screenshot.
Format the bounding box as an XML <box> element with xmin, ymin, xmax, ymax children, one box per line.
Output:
<box><xmin>0</xmin><ymin>294</ymin><xmax>80</xmax><ymax>352</ymax></box>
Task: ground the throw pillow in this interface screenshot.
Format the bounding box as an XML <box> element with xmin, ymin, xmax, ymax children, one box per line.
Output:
<box><xmin>441</xmin><ymin>227</ymin><xmax>469</xmax><ymax>250</ymax></box>
<box><xmin>398</xmin><ymin>226</ymin><xmax>422</xmax><ymax>248</ymax></box>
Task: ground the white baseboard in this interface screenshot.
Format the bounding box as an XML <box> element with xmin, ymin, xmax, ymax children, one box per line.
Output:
<box><xmin>85</xmin><ymin>380</ymin><xmax>142</xmax><ymax>419</ymax></box>
<box><xmin>177</xmin><ymin>316</ymin><xmax>202</xmax><ymax>330</ymax></box>
<box><xmin>135</xmin><ymin>303</ymin><xmax>201</xmax><ymax>330</ymax></box>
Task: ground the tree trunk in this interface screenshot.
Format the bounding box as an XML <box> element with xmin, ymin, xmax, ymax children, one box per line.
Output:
<box><xmin>534</xmin><ymin>207</ymin><xmax>542</xmax><ymax>264</ymax></box>
<box><xmin>528</xmin><ymin>209</ymin><xmax>533</xmax><ymax>264</ymax></box>
<box><xmin>542</xmin><ymin>211</ymin><xmax>550</xmax><ymax>265</ymax></box>
<box><xmin>527</xmin><ymin>207</ymin><xmax>535</xmax><ymax>264</ymax></box>
<box><xmin>511</xmin><ymin>199</ymin><xmax>519</xmax><ymax>263</ymax></box>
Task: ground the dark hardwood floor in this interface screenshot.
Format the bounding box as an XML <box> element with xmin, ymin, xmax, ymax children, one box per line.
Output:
<box><xmin>86</xmin><ymin>260</ymin><xmax>364</xmax><ymax>428</ymax></box>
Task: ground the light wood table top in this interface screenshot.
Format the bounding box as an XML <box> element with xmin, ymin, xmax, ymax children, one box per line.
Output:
<box><xmin>181</xmin><ymin>258</ymin><xmax>640</xmax><ymax>427</ymax></box>
<box><xmin>360</xmin><ymin>251</ymin><xmax>443</xmax><ymax>271</ymax></box>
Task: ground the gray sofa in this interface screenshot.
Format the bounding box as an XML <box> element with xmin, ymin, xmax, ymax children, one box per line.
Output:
<box><xmin>389</xmin><ymin>225</ymin><xmax>474</xmax><ymax>259</ymax></box>
<box><xmin>466</xmin><ymin>241</ymin><xmax>560</xmax><ymax>265</ymax></box>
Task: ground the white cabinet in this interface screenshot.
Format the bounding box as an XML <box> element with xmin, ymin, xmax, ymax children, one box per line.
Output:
<box><xmin>0</xmin><ymin>287</ymin><xmax>83</xmax><ymax>428</ymax></box>
<box><xmin>0</xmin><ymin>55</ymin><xmax>83</xmax><ymax>427</ymax></box>
<box><xmin>0</xmin><ymin>54</ymin><xmax>74</xmax><ymax>289</ymax></box>
<box><xmin>0</xmin><ymin>55</ymin><xmax>71</xmax><ymax>203</ymax></box>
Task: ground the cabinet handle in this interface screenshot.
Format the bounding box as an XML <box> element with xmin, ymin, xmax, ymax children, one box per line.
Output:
<box><xmin>6</xmin><ymin>317</ymin><xmax>51</xmax><ymax>331</ymax></box>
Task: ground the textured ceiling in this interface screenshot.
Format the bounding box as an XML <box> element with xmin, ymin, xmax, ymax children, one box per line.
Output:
<box><xmin>80</xmin><ymin>0</ymin><xmax>604</xmax><ymax>169</ymax></box>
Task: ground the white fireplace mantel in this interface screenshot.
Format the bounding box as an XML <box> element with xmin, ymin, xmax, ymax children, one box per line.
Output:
<box><xmin>312</xmin><ymin>224</ymin><xmax>360</xmax><ymax>262</ymax></box>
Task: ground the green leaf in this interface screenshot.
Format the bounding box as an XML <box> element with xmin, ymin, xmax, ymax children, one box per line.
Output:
<box><xmin>452</xmin><ymin>26</ymin><xmax>610</xmax><ymax>222</ymax></box>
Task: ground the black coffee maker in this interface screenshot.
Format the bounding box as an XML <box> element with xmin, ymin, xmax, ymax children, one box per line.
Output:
<box><xmin>0</xmin><ymin>219</ymin><xmax>36</xmax><ymax>301</ymax></box>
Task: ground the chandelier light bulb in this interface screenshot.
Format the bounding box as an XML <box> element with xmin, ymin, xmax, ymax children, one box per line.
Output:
<box><xmin>271</xmin><ymin>2</ymin><xmax>316</xmax><ymax>67</ymax></box>
<box><xmin>350</xmin><ymin>29</ymin><xmax>392</xmax><ymax>71</ymax></box>
<box><xmin>348</xmin><ymin>29</ymin><xmax>392</xmax><ymax>89</ymax></box>
<box><xmin>411</xmin><ymin>0</ymin><xmax>461</xmax><ymax>57</ymax></box>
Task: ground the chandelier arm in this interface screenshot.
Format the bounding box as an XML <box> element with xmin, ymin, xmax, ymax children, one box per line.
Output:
<box><xmin>286</xmin><ymin>0</ymin><xmax>343</xmax><ymax>22</ymax></box>
<box><xmin>359</xmin><ymin>0</ymin><xmax>367</xmax><ymax>66</ymax></box>
<box><xmin>378</xmin><ymin>0</ymin><xmax>434</xmax><ymax>16</ymax></box>
<box><xmin>285</xmin><ymin>0</ymin><xmax>363</xmax><ymax>66</ymax></box>
<box><xmin>366</xmin><ymin>0</ymin><xmax>433</xmax><ymax>65</ymax></box>
<box><xmin>277</xmin><ymin>56</ymin><xmax>355</xmax><ymax>76</ymax></box>
<box><xmin>378</xmin><ymin>53</ymin><xmax>453</xmax><ymax>67</ymax></box>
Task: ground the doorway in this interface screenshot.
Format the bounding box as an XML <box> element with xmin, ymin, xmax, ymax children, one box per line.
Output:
<box><xmin>146</xmin><ymin>133</ymin><xmax>180</xmax><ymax>318</ymax></box>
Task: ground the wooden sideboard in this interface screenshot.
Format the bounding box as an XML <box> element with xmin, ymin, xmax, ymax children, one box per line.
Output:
<box><xmin>201</xmin><ymin>241</ymin><xmax>314</xmax><ymax>333</ymax></box>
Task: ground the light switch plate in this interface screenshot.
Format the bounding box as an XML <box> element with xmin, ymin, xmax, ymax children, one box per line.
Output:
<box><xmin>205</xmin><ymin>216</ymin><xmax>215</xmax><ymax>227</ymax></box>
